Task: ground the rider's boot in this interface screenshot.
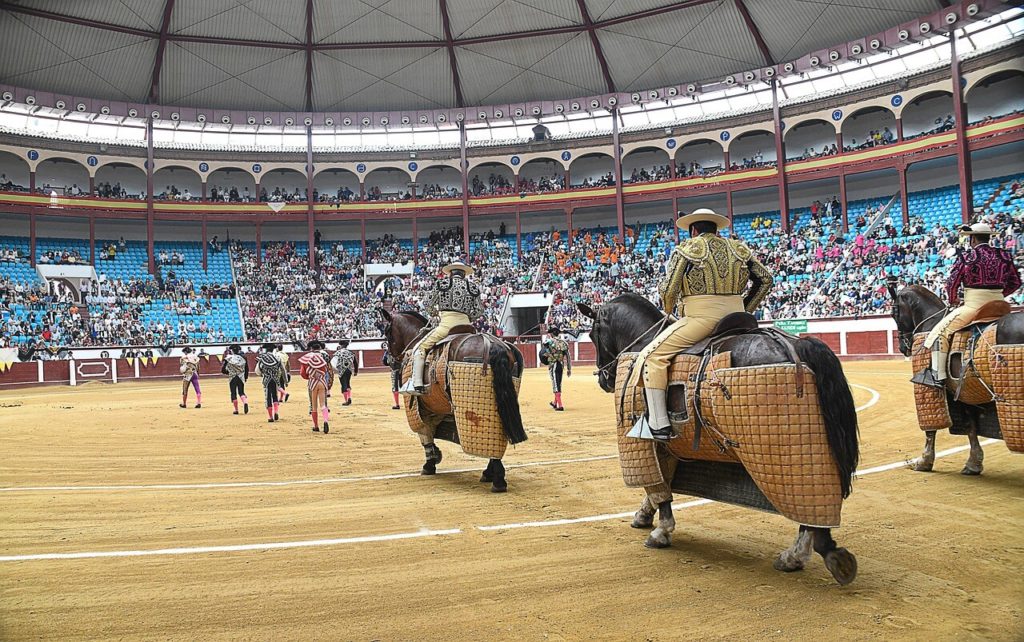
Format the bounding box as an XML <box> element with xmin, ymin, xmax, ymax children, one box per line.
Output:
<box><xmin>399</xmin><ymin>352</ymin><xmax>426</xmax><ymax>396</ymax></box>
<box><xmin>627</xmin><ymin>387</ymin><xmax>675</xmax><ymax>441</ymax></box>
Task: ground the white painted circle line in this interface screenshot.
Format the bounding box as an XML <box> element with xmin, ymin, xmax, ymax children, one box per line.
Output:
<box><xmin>0</xmin><ymin>384</ymin><xmax>882</xmax><ymax>494</ymax></box>
<box><xmin>851</xmin><ymin>383</ymin><xmax>880</xmax><ymax>412</ymax></box>
<box><xmin>0</xmin><ymin>529</ymin><xmax>462</xmax><ymax>562</ymax></box>
<box><xmin>0</xmin><ymin>440</ymin><xmax>996</xmax><ymax>563</ymax></box>
<box><xmin>0</xmin><ymin>454</ymin><xmax>619</xmax><ymax>493</ymax></box>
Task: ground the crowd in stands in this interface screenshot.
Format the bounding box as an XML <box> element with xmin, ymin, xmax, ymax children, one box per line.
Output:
<box><xmin>3</xmin><ymin>171</ymin><xmax>1022</xmax><ymax>349</ymax></box>
<box><xmin>517</xmin><ymin>174</ymin><xmax>564</xmax><ymax>193</ymax></box>
<box><xmin>844</xmin><ymin>127</ymin><xmax>896</xmax><ymax>151</ymax></box>
<box><xmin>626</xmin><ymin>165</ymin><xmax>672</xmax><ymax>184</ymax></box>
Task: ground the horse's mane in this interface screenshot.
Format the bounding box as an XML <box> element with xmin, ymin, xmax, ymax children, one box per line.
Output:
<box><xmin>608</xmin><ymin>292</ymin><xmax>662</xmax><ymax>318</ymax></box>
<box><xmin>395</xmin><ymin>309</ymin><xmax>429</xmax><ymax>325</ymax></box>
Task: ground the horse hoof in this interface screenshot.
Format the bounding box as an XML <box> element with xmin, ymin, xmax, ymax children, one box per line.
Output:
<box><xmin>644</xmin><ymin>533</ymin><xmax>671</xmax><ymax>549</ymax></box>
<box><xmin>960</xmin><ymin>466</ymin><xmax>982</xmax><ymax>476</ymax></box>
<box><xmin>490</xmin><ymin>483</ymin><xmax>507</xmax><ymax>493</ymax></box>
<box><xmin>911</xmin><ymin>461</ymin><xmax>934</xmax><ymax>473</ymax></box>
<box><xmin>630</xmin><ymin>514</ymin><xmax>655</xmax><ymax>529</ymax></box>
<box><xmin>824</xmin><ymin>548</ymin><xmax>857</xmax><ymax>586</ymax></box>
<box><xmin>421</xmin><ymin>464</ymin><xmax>436</xmax><ymax>476</ymax></box>
<box><xmin>479</xmin><ymin>474</ymin><xmax>493</xmax><ymax>483</ymax></box>
<box><xmin>772</xmin><ymin>555</ymin><xmax>805</xmax><ymax>573</ymax></box>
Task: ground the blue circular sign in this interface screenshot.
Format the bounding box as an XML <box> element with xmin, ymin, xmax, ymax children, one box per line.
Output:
<box><xmin>356</xmin><ymin>163</ymin><xmax>366</xmax><ymax>173</ymax></box>
<box><xmin>251</xmin><ymin>163</ymin><xmax>262</xmax><ymax>174</ymax></box>
<box><xmin>560</xmin><ymin>151</ymin><xmax>571</xmax><ymax>161</ymax></box>
<box><xmin>666</xmin><ymin>139</ymin><xmax>677</xmax><ymax>150</ymax></box>
<box><xmin>891</xmin><ymin>94</ymin><xmax>903</xmax><ymax>108</ymax></box>
<box><xmin>143</xmin><ymin>160</ymin><xmax>151</xmax><ymax>169</ymax></box>
<box><xmin>27</xmin><ymin>150</ymin><xmax>39</xmax><ymax>161</ymax></box>
<box><xmin>198</xmin><ymin>162</ymin><xmax>209</xmax><ymax>173</ymax></box>
<box><xmin>87</xmin><ymin>155</ymin><xmax>98</xmax><ymax>167</ymax></box>
<box><xmin>780</xmin><ymin>120</ymin><xmax>786</xmax><ymax>131</ymax></box>
<box><xmin>960</xmin><ymin>77</ymin><xmax>967</xmax><ymax>88</ymax></box>
<box><xmin>510</xmin><ymin>156</ymin><xmax>521</xmax><ymax>166</ymax></box>
<box><xmin>408</xmin><ymin>161</ymin><xmax>418</xmax><ymax>172</ymax></box>
<box><xmin>719</xmin><ymin>131</ymin><xmax>730</xmax><ymax>141</ymax></box>
<box><xmin>831</xmin><ymin>109</ymin><xmax>843</xmax><ymax>121</ymax></box>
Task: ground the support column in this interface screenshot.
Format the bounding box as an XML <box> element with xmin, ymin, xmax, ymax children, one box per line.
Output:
<box><xmin>612</xmin><ymin>108</ymin><xmax>625</xmax><ymax>239</ymax></box>
<box><xmin>255</xmin><ymin>222</ymin><xmax>262</xmax><ymax>267</ymax></box>
<box><xmin>565</xmin><ymin>207</ymin><xmax>573</xmax><ymax>248</ymax></box>
<box><xmin>723</xmin><ymin>149</ymin><xmax>730</xmax><ymax>172</ymax></box>
<box><xmin>726</xmin><ymin>189</ymin><xmax>734</xmax><ymax>222</ymax></box>
<box><xmin>201</xmin><ymin>181</ymin><xmax>207</xmax><ymax>201</ymax></box>
<box><xmin>29</xmin><ymin>170</ymin><xmax>36</xmax><ymax>193</ymax></box>
<box><xmin>146</xmin><ymin>118</ymin><xmax>156</xmax><ymax>275</ymax></box>
<box><xmin>836</xmin><ymin>131</ymin><xmax>843</xmax><ymax>154</ymax></box>
<box><xmin>306</xmin><ymin>124</ymin><xmax>316</xmax><ymax>269</ymax></box>
<box><xmin>839</xmin><ymin>171</ymin><xmax>849</xmax><ymax>234</ymax></box>
<box><xmin>29</xmin><ymin>211</ymin><xmax>36</xmax><ymax>267</ymax></box>
<box><xmin>201</xmin><ymin>214</ymin><xmax>208</xmax><ymax>271</ymax></box>
<box><xmin>89</xmin><ymin>214</ymin><xmax>95</xmax><ymax>264</ymax></box>
<box><xmin>515</xmin><ymin>205</ymin><xmax>522</xmax><ymax>258</ymax></box>
<box><xmin>896</xmin><ymin>118</ymin><xmax>904</xmax><ymax>142</ymax></box>
<box><xmin>255</xmin><ymin>180</ymin><xmax>262</xmax><ymax>203</ymax></box>
<box><xmin>359</xmin><ymin>181</ymin><xmax>365</xmax><ymax>200</ymax></box>
<box><xmin>669</xmin><ymin>158</ymin><xmax>676</xmax><ymax>179</ymax></box>
<box><xmin>950</xmin><ymin>30</ymin><xmax>973</xmax><ymax>224</ymax></box>
<box><xmin>672</xmin><ymin>195</ymin><xmax>679</xmax><ymax>243</ymax></box>
<box><xmin>898</xmin><ymin>162</ymin><xmax>910</xmax><ymax>227</ymax></box>
<box><xmin>411</xmin><ymin>216</ymin><xmax>418</xmax><ymax>264</ymax></box>
<box><xmin>459</xmin><ymin>122</ymin><xmax>470</xmax><ymax>254</ymax></box>
<box><xmin>360</xmin><ymin>217</ymin><xmax>367</xmax><ymax>262</ymax></box>
<box><xmin>771</xmin><ymin>80</ymin><xmax>789</xmax><ymax>232</ymax></box>
<box><xmin>88</xmin><ymin>174</ymin><xmax>95</xmax><ymax>196</ymax></box>
<box><xmin>563</xmin><ymin>168</ymin><xmax>570</xmax><ymax>189</ymax></box>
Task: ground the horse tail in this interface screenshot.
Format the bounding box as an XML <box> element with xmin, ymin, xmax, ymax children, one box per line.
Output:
<box><xmin>795</xmin><ymin>337</ymin><xmax>859</xmax><ymax>498</ymax></box>
<box><xmin>491</xmin><ymin>346</ymin><xmax>527</xmax><ymax>445</ymax></box>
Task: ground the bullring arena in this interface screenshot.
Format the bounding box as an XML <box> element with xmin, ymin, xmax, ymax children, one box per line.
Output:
<box><xmin>1</xmin><ymin>0</ymin><xmax>1024</xmax><ymax>639</ymax></box>
<box><xmin>1</xmin><ymin>362</ymin><xmax>1022</xmax><ymax>639</ymax></box>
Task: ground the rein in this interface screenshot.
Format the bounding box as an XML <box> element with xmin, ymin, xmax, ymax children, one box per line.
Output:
<box><xmin>898</xmin><ymin>306</ymin><xmax>947</xmax><ymax>354</ymax></box>
<box><xmin>593</xmin><ymin>315</ymin><xmax>672</xmax><ymax>377</ymax></box>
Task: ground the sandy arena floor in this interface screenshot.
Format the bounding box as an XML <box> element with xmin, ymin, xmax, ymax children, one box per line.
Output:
<box><xmin>0</xmin><ymin>360</ymin><xmax>1022</xmax><ymax>641</ymax></box>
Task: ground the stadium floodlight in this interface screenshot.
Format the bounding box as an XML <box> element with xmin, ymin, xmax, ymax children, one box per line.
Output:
<box><xmin>100</xmin><ymin>105</ymin><xmax>110</xmax><ymax>115</ymax></box>
<box><xmin>221</xmin><ymin>115</ymin><xmax>230</xmax><ymax>124</ymax></box>
<box><xmin>151</xmin><ymin>110</ymin><xmax>161</xmax><ymax>119</ymax></box>
<box><xmin>725</xmin><ymin>75</ymin><xmax>736</xmax><ymax>85</ymax></box>
<box><xmin>666</xmin><ymin>87</ymin><xmax>678</xmax><ymax>96</ymax></box>
<box><xmin>829</xmin><ymin>50</ymin><xmax>841</xmax><ymax>62</ymax></box>
<box><xmin>26</xmin><ymin>95</ymin><xmax>36</xmax><ymax>105</ymax></box>
<box><xmin>944</xmin><ymin>12</ymin><xmax>958</xmax><ymax>25</ymax></box>
<box><xmin>343</xmin><ymin>117</ymin><xmax>352</xmax><ymax>126</ymax></box>
<box><xmin>170</xmin><ymin>112</ymin><xmax>180</xmax><ymax>121</ymax></box>
<box><xmin>648</xmin><ymin>90</ymin><xmax>659</xmax><ymax>100</ymax></box>
<box><xmin>196</xmin><ymin>113</ymin><xmax>205</xmax><ymax>123</ymax></box>
<box><xmin>264</xmin><ymin>116</ymin><xmax>273</xmax><ymax>126</ymax></box>
<box><xmin>531</xmin><ymin>106</ymin><xmax>541</xmax><ymax>116</ymax></box>
<box><xmin>966</xmin><ymin>3</ymin><xmax>979</xmax><ymax>17</ymax></box>
<box><xmin>55</xmin><ymin>100</ymin><xmax>66</xmax><ymax>110</ymax></box>
<box><xmin>555</xmin><ymin>104</ymin><xmax>565</xmax><ymax>113</ymax></box>
<box><xmin>247</xmin><ymin>116</ymin><xmax>257</xmax><ymax>125</ymax></box>
<box><xmin>631</xmin><ymin>93</ymin><xmax>642</xmax><ymax>103</ymax></box>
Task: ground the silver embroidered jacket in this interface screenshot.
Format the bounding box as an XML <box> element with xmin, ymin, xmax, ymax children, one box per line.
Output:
<box><xmin>426</xmin><ymin>273</ymin><xmax>484</xmax><ymax>319</ymax></box>
<box><xmin>333</xmin><ymin>349</ymin><xmax>355</xmax><ymax>374</ymax></box>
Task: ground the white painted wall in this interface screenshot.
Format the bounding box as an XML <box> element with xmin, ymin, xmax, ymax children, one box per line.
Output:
<box><xmin>568</xmin><ymin>154</ymin><xmax>613</xmax><ymax>186</ymax></box>
<box><xmin>622</xmin><ymin>148</ymin><xmax>670</xmax><ymax>177</ymax></box>
<box><xmin>153</xmin><ymin>167</ymin><xmax>202</xmax><ymax>196</ymax></box>
<box><xmin>902</xmin><ymin>93</ymin><xmax>954</xmax><ymax>138</ymax></box>
<box><xmin>94</xmin><ymin>165</ymin><xmax>146</xmax><ymax>197</ymax></box>
<box><xmin>0</xmin><ymin>152</ymin><xmax>30</xmax><ymax>187</ymax></box>
<box><xmin>729</xmin><ymin>133</ymin><xmax>776</xmax><ymax>164</ymax></box>
<box><xmin>842</xmin><ymin>109</ymin><xmax>896</xmax><ymax>147</ymax></box>
<box><xmin>415</xmin><ymin>166</ymin><xmax>461</xmax><ymax>192</ymax></box>
<box><xmin>261</xmin><ymin>170</ymin><xmax>307</xmax><ymax>197</ymax></box>
<box><xmin>365</xmin><ymin>168</ymin><xmax>411</xmax><ymax>196</ymax></box>
<box><xmin>313</xmin><ymin>169</ymin><xmax>360</xmax><ymax>196</ymax></box>
<box><xmin>784</xmin><ymin>121</ymin><xmax>834</xmax><ymax>158</ymax></box>
<box><xmin>518</xmin><ymin>159</ymin><xmax>561</xmax><ymax>183</ymax></box>
<box><xmin>34</xmin><ymin>159</ymin><xmax>88</xmax><ymax>192</ymax></box>
<box><xmin>207</xmin><ymin>168</ymin><xmax>256</xmax><ymax>194</ymax></box>
<box><xmin>967</xmin><ymin>73</ymin><xmax>1024</xmax><ymax>122</ymax></box>
<box><xmin>675</xmin><ymin>141</ymin><xmax>723</xmax><ymax>170</ymax></box>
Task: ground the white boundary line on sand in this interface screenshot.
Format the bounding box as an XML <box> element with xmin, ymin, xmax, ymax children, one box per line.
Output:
<box><xmin>0</xmin><ymin>386</ymin><xmax>881</xmax><ymax>494</ymax></box>
<box><xmin>0</xmin><ymin>438</ymin><xmax>997</xmax><ymax>563</ymax></box>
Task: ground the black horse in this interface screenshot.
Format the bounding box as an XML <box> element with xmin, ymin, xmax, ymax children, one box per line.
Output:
<box><xmin>888</xmin><ymin>282</ymin><xmax>1024</xmax><ymax>474</ymax></box>
<box><xmin>579</xmin><ymin>293</ymin><xmax>861</xmax><ymax>585</ymax></box>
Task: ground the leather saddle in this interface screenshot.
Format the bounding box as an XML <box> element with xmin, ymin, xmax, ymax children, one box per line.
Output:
<box><xmin>957</xmin><ymin>300</ymin><xmax>1011</xmax><ymax>334</ymax></box>
<box><xmin>680</xmin><ymin>312</ymin><xmax>759</xmax><ymax>356</ymax></box>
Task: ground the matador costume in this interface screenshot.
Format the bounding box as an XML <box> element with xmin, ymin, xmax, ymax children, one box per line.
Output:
<box><xmin>628</xmin><ymin>208</ymin><xmax>773</xmax><ymax>441</ymax></box>
<box><xmin>401</xmin><ymin>260</ymin><xmax>483</xmax><ymax>395</ymax></box>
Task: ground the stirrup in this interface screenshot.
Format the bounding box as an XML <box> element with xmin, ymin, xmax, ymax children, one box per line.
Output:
<box><xmin>911</xmin><ymin>368</ymin><xmax>945</xmax><ymax>389</ymax></box>
<box><xmin>399</xmin><ymin>379</ymin><xmax>424</xmax><ymax>396</ymax></box>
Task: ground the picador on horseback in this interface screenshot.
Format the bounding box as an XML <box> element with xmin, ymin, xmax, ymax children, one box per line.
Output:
<box><xmin>627</xmin><ymin>208</ymin><xmax>773</xmax><ymax>441</ymax></box>
<box><xmin>400</xmin><ymin>260</ymin><xmax>483</xmax><ymax>396</ymax></box>
<box><xmin>915</xmin><ymin>222</ymin><xmax>1021</xmax><ymax>388</ymax></box>
<box><xmin>382</xmin><ymin>259</ymin><xmax>526</xmax><ymax>493</ymax></box>
<box><xmin>890</xmin><ymin>220</ymin><xmax>1024</xmax><ymax>473</ymax></box>
<box><xmin>578</xmin><ymin>208</ymin><xmax>862</xmax><ymax>584</ymax></box>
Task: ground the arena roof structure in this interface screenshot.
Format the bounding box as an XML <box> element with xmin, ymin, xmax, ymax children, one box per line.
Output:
<box><xmin>0</xmin><ymin>0</ymin><xmax>945</xmax><ymax>113</ymax></box>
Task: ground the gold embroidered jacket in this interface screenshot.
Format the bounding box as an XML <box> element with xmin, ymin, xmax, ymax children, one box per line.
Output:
<box><xmin>658</xmin><ymin>234</ymin><xmax>773</xmax><ymax>316</ymax></box>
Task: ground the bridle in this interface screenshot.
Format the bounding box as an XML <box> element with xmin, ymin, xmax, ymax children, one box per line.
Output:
<box><xmin>592</xmin><ymin>314</ymin><xmax>672</xmax><ymax>379</ymax></box>
<box><xmin>893</xmin><ymin>302</ymin><xmax>946</xmax><ymax>356</ymax></box>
